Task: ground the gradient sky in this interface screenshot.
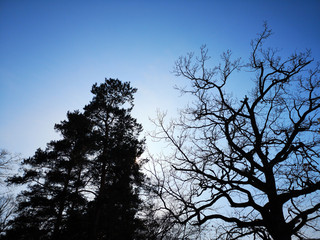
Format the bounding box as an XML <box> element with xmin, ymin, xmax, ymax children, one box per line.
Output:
<box><xmin>1</xmin><ymin>0</ymin><xmax>320</xmax><ymax>158</ymax></box>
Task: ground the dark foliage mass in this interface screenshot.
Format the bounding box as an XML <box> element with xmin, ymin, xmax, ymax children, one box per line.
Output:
<box><xmin>149</xmin><ymin>24</ymin><xmax>320</xmax><ymax>240</ymax></box>
<box><xmin>2</xmin><ymin>79</ymin><xmax>156</xmax><ymax>240</ymax></box>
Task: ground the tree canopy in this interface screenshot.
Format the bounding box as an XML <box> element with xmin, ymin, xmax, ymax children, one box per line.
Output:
<box><xmin>149</xmin><ymin>24</ymin><xmax>320</xmax><ymax>240</ymax></box>
<box><xmin>4</xmin><ymin>79</ymin><xmax>149</xmax><ymax>240</ymax></box>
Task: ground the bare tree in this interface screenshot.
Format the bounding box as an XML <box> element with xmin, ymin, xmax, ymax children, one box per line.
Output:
<box><xmin>0</xmin><ymin>150</ymin><xmax>17</xmax><ymax>234</ymax></box>
<box><xmin>149</xmin><ymin>24</ymin><xmax>320</xmax><ymax>240</ymax></box>
<box><xmin>142</xmin><ymin>158</ymin><xmax>208</xmax><ymax>240</ymax></box>
<box><xmin>0</xmin><ymin>150</ymin><xmax>16</xmax><ymax>184</ymax></box>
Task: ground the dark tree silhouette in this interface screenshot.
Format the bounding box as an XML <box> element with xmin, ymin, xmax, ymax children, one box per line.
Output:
<box><xmin>4</xmin><ymin>79</ymin><xmax>148</xmax><ymax>240</ymax></box>
<box><xmin>149</xmin><ymin>24</ymin><xmax>320</xmax><ymax>240</ymax></box>
<box><xmin>83</xmin><ymin>79</ymin><xmax>145</xmax><ymax>240</ymax></box>
<box><xmin>5</xmin><ymin>111</ymin><xmax>93</xmax><ymax>239</ymax></box>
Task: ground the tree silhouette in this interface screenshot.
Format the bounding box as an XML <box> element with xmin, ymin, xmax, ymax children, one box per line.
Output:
<box><xmin>5</xmin><ymin>111</ymin><xmax>93</xmax><ymax>239</ymax></box>
<box><xmin>0</xmin><ymin>150</ymin><xmax>16</xmax><ymax>235</ymax></box>
<box><xmin>149</xmin><ymin>24</ymin><xmax>320</xmax><ymax>240</ymax></box>
<box><xmin>4</xmin><ymin>79</ymin><xmax>147</xmax><ymax>240</ymax></box>
<box><xmin>83</xmin><ymin>79</ymin><xmax>145</xmax><ymax>239</ymax></box>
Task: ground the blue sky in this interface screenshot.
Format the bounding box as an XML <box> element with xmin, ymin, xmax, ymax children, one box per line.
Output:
<box><xmin>1</xmin><ymin>0</ymin><xmax>320</xmax><ymax>158</ymax></box>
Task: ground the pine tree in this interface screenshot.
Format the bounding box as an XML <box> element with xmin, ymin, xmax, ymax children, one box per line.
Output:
<box><xmin>4</xmin><ymin>79</ymin><xmax>147</xmax><ymax>240</ymax></box>
<box><xmin>5</xmin><ymin>111</ymin><xmax>93</xmax><ymax>239</ymax></box>
<box><xmin>83</xmin><ymin>78</ymin><xmax>145</xmax><ymax>240</ymax></box>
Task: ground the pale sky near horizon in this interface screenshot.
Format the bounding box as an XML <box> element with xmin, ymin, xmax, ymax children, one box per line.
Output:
<box><xmin>1</xmin><ymin>0</ymin><xmax>320</xmax><ymax>158</ymax></box>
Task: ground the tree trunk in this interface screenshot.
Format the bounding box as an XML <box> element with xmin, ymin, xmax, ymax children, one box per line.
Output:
<box><xmin>89</xmin><ymin>159</ymin><xmax>107</xmax><ymax>240</ymax></box>
<box><xmin>53</xmin><ymin>167</ymin><xmax>72</xmax><ymax>238</ymax></box>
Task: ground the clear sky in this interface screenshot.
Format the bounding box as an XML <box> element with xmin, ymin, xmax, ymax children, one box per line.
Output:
<box><xmin>1</xmin><ymin>0</ymin><xmax>320</xmax><ymax>158</ymax></box>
